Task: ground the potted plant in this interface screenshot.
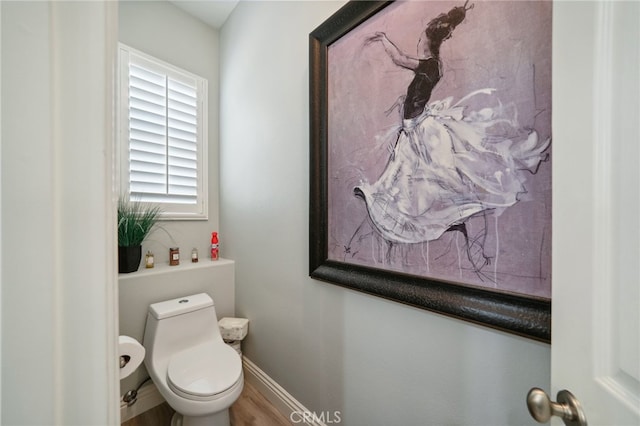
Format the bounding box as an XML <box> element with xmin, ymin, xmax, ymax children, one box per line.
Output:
<box><xmin>117</xmin><ymin>197</ymin><xmax>162</xmax><ymax>273</ymax></box>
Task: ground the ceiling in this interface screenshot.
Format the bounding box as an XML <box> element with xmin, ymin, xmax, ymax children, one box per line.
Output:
<box><xmin>167</xmin><ymin>0</ymin><xmax>239</xmax><ymax>29</ymax></box>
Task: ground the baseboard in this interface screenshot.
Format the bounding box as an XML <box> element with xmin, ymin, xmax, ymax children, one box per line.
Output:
<box><xmin>120</xmin><ymin>381</ymin><xmax>165</xmax><ymax>423</ymax></box>
<box><xmin>242</xmin><ymin>357</ymin><xmax>327</xmax><ymax>426</ymax></box>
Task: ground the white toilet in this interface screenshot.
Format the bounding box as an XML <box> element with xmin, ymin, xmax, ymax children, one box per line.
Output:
<box><xmin>143</xmin><ymin>293</ymin><xmax>244</xmax><ymax>426</ymax></box>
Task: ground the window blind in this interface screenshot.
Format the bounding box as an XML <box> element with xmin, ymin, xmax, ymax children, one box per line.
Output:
<box><xmin>128</xmin><ymin>63</ymin><xmax>199</xmax><ymax>205</ymax></box>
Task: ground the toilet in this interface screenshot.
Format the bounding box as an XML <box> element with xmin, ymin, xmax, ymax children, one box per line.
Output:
<box><xmin>143</xmin><ymin>293</ymin><xmax>244</xmax><ymax>426</ymax></box>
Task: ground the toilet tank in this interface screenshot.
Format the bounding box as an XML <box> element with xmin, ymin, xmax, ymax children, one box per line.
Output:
<box><xmin>149</xmin><ymin>293</ymin><xmax>214</xmax><ymax>320</ymax></box>
<box><xmin>143</xmin><ymin>293</ymin><xmax>223</xmax><ymax>360</ymax></box>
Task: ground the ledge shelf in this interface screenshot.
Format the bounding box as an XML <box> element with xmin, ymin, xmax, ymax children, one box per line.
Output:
<box><xmin>118</xmin><ymin>258</ymin><xmax>234</xmax><ymax>281</ymax></box>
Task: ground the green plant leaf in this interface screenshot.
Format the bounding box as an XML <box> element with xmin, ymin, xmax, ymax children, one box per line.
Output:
<box><xmin>117</xmin><ymin>197</ymin><xmax>162</xmax><ymax>247</ymax></box>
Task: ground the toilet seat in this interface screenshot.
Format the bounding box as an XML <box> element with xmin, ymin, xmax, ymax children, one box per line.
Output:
<box><xmin>167</xmin><ymin>341</ymin><xmax>242</xmax><ymax>401</ymax></box>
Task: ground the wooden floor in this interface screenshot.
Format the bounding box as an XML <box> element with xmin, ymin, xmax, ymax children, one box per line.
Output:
<box><xmin>122</xmin><ymin>380</ymin><xmax>292</xmax><ymax>426</ymax></box>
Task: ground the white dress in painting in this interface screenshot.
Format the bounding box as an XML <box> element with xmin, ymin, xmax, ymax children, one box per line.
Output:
<box><xmin>354</xmin><ymin>89</ymin><xmax>550</xmax><ymax>244</ymax></box>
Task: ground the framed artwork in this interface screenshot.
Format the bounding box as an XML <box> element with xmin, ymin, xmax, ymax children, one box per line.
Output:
<box><xmin>309</xmin><ymin>0</ymin><xmax>552</xmax><ymax>342</ymax></box>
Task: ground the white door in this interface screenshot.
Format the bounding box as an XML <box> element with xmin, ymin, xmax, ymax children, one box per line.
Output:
<box><xmin>546</xmin><ymin>1</ymin><xmax>640</xmax><ymax>425</ymax></box>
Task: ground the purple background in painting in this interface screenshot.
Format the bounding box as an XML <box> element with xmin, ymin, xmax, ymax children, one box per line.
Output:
<box><xmin>326</xmin><ymin>1</ymin><xmax>552</xmax><ymax>299</ymax></box>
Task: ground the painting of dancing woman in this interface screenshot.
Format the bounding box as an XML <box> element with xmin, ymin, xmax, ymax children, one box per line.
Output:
<box><xmin>326</xmin><ymin>1</ymin><xmax>552</xmax><ymax>298</ymax></box>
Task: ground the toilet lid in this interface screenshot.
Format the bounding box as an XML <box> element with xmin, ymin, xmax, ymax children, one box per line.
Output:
<box><xmin>167</xmin><ymin>341</ymin><xmax>242</xmax><ymax>398</ymax></box>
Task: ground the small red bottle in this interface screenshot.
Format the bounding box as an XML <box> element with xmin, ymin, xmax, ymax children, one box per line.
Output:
<box><xmin>211</xmin><ymin>232</ymin><xmax>219</xmax><ymax>261</ymax></box>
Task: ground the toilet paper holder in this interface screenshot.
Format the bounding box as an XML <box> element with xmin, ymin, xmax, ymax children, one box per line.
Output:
<box><xmin>120</xmin><ymin>355</ymin><xmax>131</xmax><ymax>369</ymax></box>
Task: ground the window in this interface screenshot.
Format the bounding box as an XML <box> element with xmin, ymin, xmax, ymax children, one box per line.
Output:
<box><xmin>118</xmin><ymin>44</ymin><xmax>208</xmax><ymax>219</ymax></box>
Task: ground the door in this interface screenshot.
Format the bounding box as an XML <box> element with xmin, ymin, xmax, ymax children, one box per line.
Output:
<box><xmin>550</xmin><ymin>1</ymin><xmax>639</xmax><ymax>425</ymax></box>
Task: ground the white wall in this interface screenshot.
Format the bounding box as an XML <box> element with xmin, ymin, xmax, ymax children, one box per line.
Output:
<box><xmin>1</xmin><ymin>2</ymin><xmax>118</xmax><ymax>424</ymax></box>
<box><xmin>119</xmin><ymin>1</ymin><xmax>221</xmax><ymax>264</ymax></box>
<box><xmin>219</xmin><ymin>2</ymin><xmax>550</xmax><ymax>425</ymax></box>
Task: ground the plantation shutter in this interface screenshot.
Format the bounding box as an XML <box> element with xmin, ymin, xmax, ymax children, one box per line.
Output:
<box><xmin>119</xmin><ymin>44</ymin><xmax>208</xmax><ymax>219</ymax></box>
<box><xmin>128</xmin><ymin>62</ymin><xmax>199</xmax><ymax>204</ymax></box>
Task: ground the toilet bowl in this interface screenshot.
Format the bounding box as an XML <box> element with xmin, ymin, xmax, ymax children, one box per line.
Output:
<box><xmin>143</xmin><ymin>293</ymin><xmax>244</xmax><ymax>426</ymax></box>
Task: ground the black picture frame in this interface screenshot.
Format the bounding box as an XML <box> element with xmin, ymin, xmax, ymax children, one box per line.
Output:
<box><xmin>309</xmin><ymin>1</ymin><xmax>551</xmax><ymax>343</ymax></box>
